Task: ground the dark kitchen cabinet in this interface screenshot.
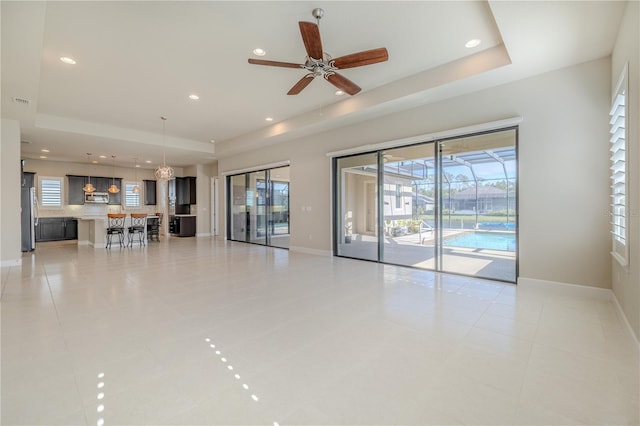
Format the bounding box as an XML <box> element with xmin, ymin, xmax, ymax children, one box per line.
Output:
<box><xmin>95</xmin><ymin>177</ymin><xmax>109</xmax><ymax>193</ymax></box>
<box><xmin>170</xmin><ymin>215</ymin><xmax>196</xmax><ymax>237</ymax></box>
<box><xmin>144</xmin><ymin>180</ymin><xmax>156</xmax><ymax>205</ymax></box>
<box><xmin>35</xmin><ymin>217</ymin><xmax>77</xmax><ymax>242</ymax></box>
<box><xmin>64</xmin><ymin>218</ymin><xmax>78</xmax><ymax>239</ymax></box>
<box><xmin>107</xmin><ymin>178</ymin><xmax>122</xmax><ymax>205</ymax></box>
<box><xmin>175</xmin><ymin>176</ymin><xmax>196</xmax><ymax>205</ymax></box>
<box><xmin>68</xmin><ymin>175</ymin><xmax>87</xmax><ymax>205</ymax></box>
<box><xmin>67</xmin><ymin>175</ymin><xmax>122</xmax><ymax>204</ymax></box>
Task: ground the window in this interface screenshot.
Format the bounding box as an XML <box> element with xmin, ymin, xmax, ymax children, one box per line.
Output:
<box><xmin>395</xmin><ymin>185</ymin><xmax>402</xmax><ymax>208</ymax></box>
<box><xmin>610</xmin><ymin>64</ymin><xmax>628</xmax><ymax>266</ymax></box>
<box><xmin>39</xmin><ymin>176</ymin><xmax>63</xmax><ymax>208</ymax></box>
<box><xmin>124</xmin><ymin>181</ymin><xmax>141</xmax><ymax>208</ymax></box>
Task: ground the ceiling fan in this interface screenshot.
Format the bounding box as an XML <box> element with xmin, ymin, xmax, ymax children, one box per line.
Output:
<box><xmin>248</xmin><ymin>8</ymin><xmax>388</xmax><ymax>96</ymax></box>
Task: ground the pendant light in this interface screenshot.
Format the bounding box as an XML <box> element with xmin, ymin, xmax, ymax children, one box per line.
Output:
<box><xmin>83</xmin><ymin>153</ymin><xmax>96</xmax><ymax>193</ymax></box>
<box><xmin>133</xmin><ymin>158</ymin><xmax>140</xmax><ymax>193</ymax></box>
<box><xmin>154</xmin><ymin>116</ymin><xmax>174</xmax><ymax>180</ymax></box>
<box><xmin>108</xmin><ymin>155</ymin><xmax>120</xmax><ymax>194</ymax></box>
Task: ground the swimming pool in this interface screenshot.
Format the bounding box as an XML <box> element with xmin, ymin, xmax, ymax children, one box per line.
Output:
<box><xmin>444</xmin><ymin>232</ymin><xmax>516</xmax><ymax>251</ymax></box>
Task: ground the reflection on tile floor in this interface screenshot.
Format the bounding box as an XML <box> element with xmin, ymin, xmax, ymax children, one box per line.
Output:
<box><xmin>2</xmin><ymin>238</ymin><xmax>638</xmax><ymax>425</ymax></box>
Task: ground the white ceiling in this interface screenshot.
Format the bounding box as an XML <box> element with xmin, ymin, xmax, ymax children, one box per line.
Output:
<box><xmin>1</xmin><ymin>1</ymin><xmax>626</xmax><ymax>169</ymax></box>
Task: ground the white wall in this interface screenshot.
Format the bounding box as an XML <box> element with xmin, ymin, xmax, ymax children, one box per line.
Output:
<box><xmin>195</xmin><ymin>164</ymin><xmax>211</xmax><ymax>236</ymax></box>
<box><xmin>1</xmin><ymin>118</ymin><xmax>22</xmax><ymax>266</ymax></box>
<box><xmin>219</xmin><ymin>57</ymin><xmax>612</xmax><ymax>289</ymax></box>
<box><xmin>611</xmin><ymin>1</ymin><xmax>639</xmax><ymax>340</ymax></box>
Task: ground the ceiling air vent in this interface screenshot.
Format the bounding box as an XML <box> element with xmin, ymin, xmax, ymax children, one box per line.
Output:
<box><xmin>12</xmin><ymin>97</ymin><xmax>31</xmax><ymax>106</ymax></box>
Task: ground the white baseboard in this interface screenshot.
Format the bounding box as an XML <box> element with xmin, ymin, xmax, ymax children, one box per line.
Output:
<box><xmin>610</xmin><ymin>291</ymin><xmax>640</xmax><ymax>350</ymax></box>
<box><xmin>196</xmin><ymin>233</ymin><xmax>212</xmax><ymax>238</ymax></box>
<box><xmin>517</xmin><ymin>277</ymin><xmax>611</xmax><ymax>297</ymax></box>
<box><xmin>1</xmin><ymin>258</ymin><xmax>22</xmax><ymax>267</ymax></box>
<box><xmin>519</xmin><ymin>276</ymin><xmax>639</xmax><ymax>350</ymax></box>
<box><xmin>288</xmin><ymin>246</ymin><xmax>332</xmax><ymax>257</ymax></box>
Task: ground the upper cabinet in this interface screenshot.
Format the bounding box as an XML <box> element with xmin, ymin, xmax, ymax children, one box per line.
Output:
<box><xmin>107</xmin><ymin>179</ymin><xmax>122</xmax><ymax>205</ymax></box>
<box><xmin>144</xmin><ymin>180</ymin><xmax>156</xmax><ymax>205</ymax></box>
<box><xmin>175</xmin><ymin>176</ymin><xmax>196</xmax><ymax>205</ymax></box>
<box><xmin>67</xmin><ymin>175</ymin><xmax>122</xmax><ymax>205</ymax></box>
<box><xmin>68</xmin><ymin>175</ymin><xmax>86</xmax><ymax>205</ymax></box>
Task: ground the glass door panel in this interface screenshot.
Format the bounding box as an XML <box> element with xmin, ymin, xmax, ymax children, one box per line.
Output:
<box><xmin>229</xmin><ymin>174</ymin><xmax>247</xmax><ymax>241</ymax></box>
<box><xmin>439</xmin><ymin>130</ymin><xmax>517</xmax><ymax>281</ymax></box>
<box><xmin>248</xmin><ymin>170</ymin><xmax>267</xmax><ymax>245</ymax></box>
<box><xmin>268</xmin><ymin>166</ymin><xmax>290</xmax><ymax>249</ymax></box>
<box><xmin>381</xmin><ymin>144</ymin><xmax>436</xmax><ymax>268</ymax></box>
<box><xmin>335</xmin><ymin>153</ymin><xmax>378</xmax><ymax>261</ymax></box>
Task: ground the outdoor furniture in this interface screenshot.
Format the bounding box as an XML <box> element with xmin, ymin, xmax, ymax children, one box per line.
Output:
<box><xmin>419</xmin><ymin>221</ymin><xmax>434</xmax><ymax>245</ymax></box>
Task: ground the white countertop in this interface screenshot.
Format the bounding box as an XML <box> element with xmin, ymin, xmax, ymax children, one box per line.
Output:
<box><xmin>76</xmin><ymin>215</ymin><xmax>159</xmax><ymax>220</ymax></box>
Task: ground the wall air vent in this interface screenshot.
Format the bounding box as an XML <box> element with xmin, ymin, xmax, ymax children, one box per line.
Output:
<box><xmin>12</xmin><ymin>97</ymin><xmax>31</xmax><ymax>106</ymax></box>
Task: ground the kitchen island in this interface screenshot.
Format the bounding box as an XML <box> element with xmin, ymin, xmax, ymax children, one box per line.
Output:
<box><xmin>76</xmin><ymin>216</ymin><xmax>107</xmax><ymax>248</ymax></box>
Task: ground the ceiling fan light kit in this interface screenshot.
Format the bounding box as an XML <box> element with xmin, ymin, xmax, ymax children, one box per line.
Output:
<box><xmin>248</xmin><ymin>8</ymin><xmax>388</xmax><ymax>96</ymax></box>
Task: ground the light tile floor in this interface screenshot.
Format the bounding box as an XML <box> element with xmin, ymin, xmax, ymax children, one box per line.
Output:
<box><xmin>2</xmin><ymin>238</ymin><xmax>638</xmax><ymax>425</ymax></box>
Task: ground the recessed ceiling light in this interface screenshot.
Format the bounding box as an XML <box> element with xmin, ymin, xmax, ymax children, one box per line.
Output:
<box><xmin>265</xmin><ymin>117</ymin><xmax>273</xmax><ymax>122</ymax></box>
<box><xmin>335</xmin><ymin>90</ymin><xmax>345</xmax><ymax>96</ymax></box>
<box><xmin>465</xmin><ymin>39</ymin><xmax>481</xmax><ymax>48</ymax></box>
<box><xmin>189</xmin><ymin>94</ymin><xmax>200</xmax><ymax>100</ymax></box>
<box><xmin>253</xmin><ymin>48</ymin><xmax>266</xmax><ymax>56</ymax></box>
<box><xmin>39</xmin><ymin>156</ymin><xmax>47</xmax><ymax>159</ymax></box>
<box><xmin>92</xmin><ymin>160</ymin><xmax>98</xmax><ymax>164</ymax></box>
<box><xmin>135</xmin><ymin>164</ymin><xmax>141</xmax><ymax>168</ymax></box>
<box><xmin>41</xmin><ymin>149</ymin><xmax>50</xmax><ymax>153</ymax></box>
<box><xmin>145</xmin><ymin>160</ymin><xmax>152</xmax><ymax>163</ymax></box>
<box><xmin>60</xmin><ymin>56</ymin><xmax>76</xmax><ymax>65</ymax></box>
<box><xmin>99</xmin><ymin>155</ymin><xmax>107</xmax><ymax>159</ymax></box>
<box><xmin>210</xmin><ymin>139</ymin><xmax>215</xmax><ymax>144</ymax></box>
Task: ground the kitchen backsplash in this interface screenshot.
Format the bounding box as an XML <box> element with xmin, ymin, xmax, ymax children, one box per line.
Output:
<box><xmin>40</xmin><ymin>203</ymin><xmax>160</xmax><ymax>218</ymax></box>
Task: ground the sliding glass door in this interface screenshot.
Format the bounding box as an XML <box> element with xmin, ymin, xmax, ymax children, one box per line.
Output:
<box><xmin>334</xmin><ymin>128</ymin><xmax>517</xmax><ymax>282</ymax></box>
<box><xmin>381</xmin><ymin>144</ymin><xmax>436</xmax><ymax>269</ymax></box>
<box><xmin>268</xmin><ymin>166</ymin><xmax>290</xmax><ymax>249</ymax></box>
<box><xmin>335</xmin><ymin>153</ymin><xmax>379</xmax><ymax>261</ymax></box>
<box><xmin>229</xmin><ymin>174</ymin><xmax>247</xmax><ymax>242</ymax></box>
<box><xmin>438</xmin><ymin>132</ymin><xmax>517</xmax><ymax>281</ymax></box>
<box><xmin>227</xmin><ymin>166</ymin><xmax>290</xmax><ymax>248</ymax></box>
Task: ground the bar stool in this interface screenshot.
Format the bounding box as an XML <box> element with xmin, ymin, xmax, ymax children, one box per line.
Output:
<box><xmin>106</xmin><ymin>214</ymin><xmax>126</xmax><ymax>249</ymax></box>
<box><xmin>127</xmin><ymin>213</ymin><xmax>147</xmax><ymax>247</ymax></box>
<box><xmin>146</xmin><ymin>217</ymin><xmax>160</xmax><ymax>242</ymax></box>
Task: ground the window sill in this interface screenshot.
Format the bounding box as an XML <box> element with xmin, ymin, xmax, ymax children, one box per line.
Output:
<box><xmin>611</xmin><ymin>251</ymin><xmax>629</xmax><ymax>271</ymax></box>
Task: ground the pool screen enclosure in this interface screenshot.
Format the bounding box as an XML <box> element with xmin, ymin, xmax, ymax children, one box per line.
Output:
<box><xmin>333</xmin><ymin>128</ymin><xmax>518</xmax><ymax>283</ymax></box>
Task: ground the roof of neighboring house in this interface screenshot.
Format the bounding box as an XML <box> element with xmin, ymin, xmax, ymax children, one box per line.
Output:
<box><xmin>451</xmin><ymin>186</ymin><xmax>514</xmax><ymax>200</ymax></box>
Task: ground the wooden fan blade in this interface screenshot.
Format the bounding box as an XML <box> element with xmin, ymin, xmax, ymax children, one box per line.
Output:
<box><xmin>326</xmin><ymin>72</ymin><xmax>361</xmax><ymax>96</ymax></box>
<box><xmin>287</xmin><ymin>74</ymin><xmax>315</xmax><ymax>95</ymax></box>
<box><xmin>248</xmin><ymin>59</ymin><xmax>302</xmax><ymax>69</ymax></box>
<box><xmin>332</xmin><ymin>48</ymin><xmax>389</xmax><ymax>69</ymax></box>
<box><xmin>299</xmin><ymin>22</ymin><xmax>323</xmax><ymax>59</ymax></box>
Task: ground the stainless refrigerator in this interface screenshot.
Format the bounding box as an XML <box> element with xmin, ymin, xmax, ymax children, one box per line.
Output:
<box><xmin>21</xmin><ymin>173</ymin><xmax>37</xmax><ymax>252</ymax></box>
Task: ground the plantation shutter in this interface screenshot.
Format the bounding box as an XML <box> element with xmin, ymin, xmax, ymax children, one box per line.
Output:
<box><xmin>40</xmin><ymin>178</ymin><xmax>62</xmax><ymax>207</ymax></box>
<box><xmin>609</xmin><ymin>66</ymin><xmax>628</xmax><ymax>266</ymax></box>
